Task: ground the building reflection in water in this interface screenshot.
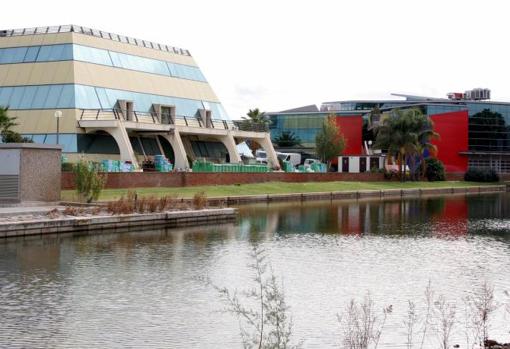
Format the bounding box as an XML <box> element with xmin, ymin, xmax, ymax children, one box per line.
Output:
<box><xmin>237</xmin><ymin>193</ymin><xmax>510</xmax><ymax>238</ymax></box>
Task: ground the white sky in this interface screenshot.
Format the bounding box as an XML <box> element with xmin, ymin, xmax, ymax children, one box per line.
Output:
<box><xmin>3</xmin><ymin>0</ymin><xmax>510</xmax><ymax>118</ymax></box>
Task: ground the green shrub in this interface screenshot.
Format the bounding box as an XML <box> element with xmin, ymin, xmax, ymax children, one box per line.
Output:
<box><xmin>424</xmin><ymin>158</ymin><xmax>445</xmax><ymax>181</ymax></box>
<box><xmin>73</xmin><ymin>160</ymin><xmax>107</xmax><ymax>203</ymax></box>
<box><xmin>464</xmin><ymin>168</ymin><xmax>499</xmax><ymax>182</ymax></box>
<box><xmin>61</xmin><ymin>162</ymin><xmax>74</xmax><ymax>172</ymax></box>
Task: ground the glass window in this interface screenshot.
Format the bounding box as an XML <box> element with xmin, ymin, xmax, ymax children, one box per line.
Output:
<box><xmin>44</xmin><ymin>85</ymin><xmax>64</xmax><ymax>108</ymax></box>
<box><xmin>36</xmin><ymin>45</ymin><xmax>53</xmax><ymax>61</ymax></box>
<box><xmin>32</xmin><ymin>134</ymin><xmax>47</xmax><ymax>144</ymax></box>
<box><xmin>57</xmin><ymin>134</ymin><xmax>78</xmax><ymax>152</ymax></box>
<box><xmin>75</xmin><ymin>85</ymin><xmax>100</xmax><ymax>109</ymax></box>
<box><xmin>58</xmin><ymin>85</ymin><xmax>75</xmax><ymax>108</ymax></box>
<box><xmin>0</xmin><ymin>87</ymin><xmax>14</xmax><ymax>107</ymax></box>
<box><xmin>78</xmin><ymin>134</ymin><xmax>120</xmax><ymax>154</ymax></box>
<box><xmin>140</xmin><ymin>137</ymin><xmax>161</xmax><ymax>155</ymax></box>
<box><xmin>11</xmin><ymin>47</ymin><xmax>28</xmax><ymax>63</ymax></box>
<box><xmin>168</xmin><ymin>62</ymin><xmax>206</xmax><ymax>81</ymax></box>
<box><xmin>73</xmin><ymin>44</ymin><xmax>112</xmax><ymax>66</ymax></box>
<box><xmin>19</xmin><ymin>86</ymin><xmax>37</xmax><ymax>109</ymax></box>
<box><xmin>8</xmin><ymin>87</ymin><xmax>25</xmax><ymax>109</ymax></box>
<box><xmin>23</xmin><ymin>46</ymin><xmax>40</xmax><ymax>62</ymax></box>
<box><xmin>95</xmin><ymin>88</ymin><xmax>112</xmax><ymax>109</ymax></box>
<box><xmin>31</xmin><ymin>85</ymin><xmax>50</xmax><ymax>108</ymax></box>
<box><xmin>44</xmin><ymin>134</ymin><xmax>57</xmax><ymax>145</ymax></box>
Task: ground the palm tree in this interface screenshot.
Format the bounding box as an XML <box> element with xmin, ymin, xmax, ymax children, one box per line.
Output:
<box><xmin>273</xmin><ymin>131</ymin><xmax>301</xmax><ymax>147</ymax></box>
<box><xmin>242</xmin><ymin>108</ymin><xmax>269</xmax><ymax>131</ymax></box>
<box><xmin>374</xmin><ymin>108</ymin><xmax>438</xmax><ymax>181</ymax></box>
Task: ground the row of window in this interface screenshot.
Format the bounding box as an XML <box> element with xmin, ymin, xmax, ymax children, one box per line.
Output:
<box><xmin>468</xmin><ymin>157</ymin><xmax>510</xmax><ymax>174</ymax></box>
<box><xmin>269</xmin><ymin>114</ymin><xmax>328</xmax><ymax>129</ymax></box>
<box><xmin>0</xmin><ymin>84</ymin><xmax>229</xmax><ymax>119</ymax></box>
<box><xmin>191</xmin><ymin>141</ymin><xmax>229</xmax><ymax>160</ymax></box>
<box><xmin>0</xmin><ymin>43</ymin><xmax>206</xmax><ymax>82</ymax></box>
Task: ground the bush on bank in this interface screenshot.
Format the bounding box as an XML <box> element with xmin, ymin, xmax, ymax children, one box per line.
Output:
<box><xmin>424</xmin><ymin>158</ymin><xmax>446</xmax><ymax>182</ymax></box>
<box><xmin>464</xmin><ymin>168</ymin><xmax>500</xmax><ymax>182</ymax></box>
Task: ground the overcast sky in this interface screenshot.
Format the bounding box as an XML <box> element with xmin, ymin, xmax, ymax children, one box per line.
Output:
<box><xmin>3</xmin><ymin>0</ymin><xmax>510</xmax><ymax>118</ymax></box>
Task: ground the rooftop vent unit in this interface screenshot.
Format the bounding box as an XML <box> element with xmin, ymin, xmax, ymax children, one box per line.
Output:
<box><xmin>465</xmin><ymin>88</ymin><xmax>491</xmax><ymax>101</ymax></box>
<box><xmin>447</xmin><ymin>88</ymin><xmax>491</xmax><ymax>101</ymax></box>
<box><xmin>0</xmin><ymin>30</ymin><xmax>7</xmax><ymax>37</ymax></box>
<box><xmin>447</xmin><ymin>92</ymin><xmax>464</xmax><ymax>100</ymax></box>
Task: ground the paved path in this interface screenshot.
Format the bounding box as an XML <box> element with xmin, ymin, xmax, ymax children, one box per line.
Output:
<box><xmin>0</xmin><ymin>204</ymin><xmax>64</xmax><ymax>217</ymax></box>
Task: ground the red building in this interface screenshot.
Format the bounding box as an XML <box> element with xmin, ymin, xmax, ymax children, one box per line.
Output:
<box><xmin>268</xmin><ymin>89</ymin><xmax>509</xmax><ymax>173</ymax></box>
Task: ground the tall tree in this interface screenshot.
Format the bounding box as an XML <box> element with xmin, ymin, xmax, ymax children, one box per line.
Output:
<box><xmin>315</xmin><ymin>115</ymin><xmax>346</xmax><ymax>169</ymax></box>
<box><xmin>374</xmin><ymin>108</ymin><xmax>438</xmax><ymax>180</ymax></box>
<box><xmin>273</xmin><ymin>131</ymin><xmax>301</xmax><ymax>148</ymax></box>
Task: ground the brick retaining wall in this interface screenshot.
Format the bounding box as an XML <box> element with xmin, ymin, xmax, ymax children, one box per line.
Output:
<box><xmin>62</xmin><ymin>172</ymin><xmax>386</xmax><ymax>190</ymax></box>
<box><xmin>61</xmin><ymin>171</ymin><xmax>510</xmax><ymax>190</ymax></box>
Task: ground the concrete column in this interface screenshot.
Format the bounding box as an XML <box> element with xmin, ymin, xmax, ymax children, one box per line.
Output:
<box><xmin>220</xmin><ymin>133</ymin><xmax>242</xmax><ymax>163</ymax></box>
<box><xmin>103</xmin><ymin>124</ymin><xmax>139</xmax><ymax>169</ymax></box>
<box><xmin>160</xmin><ymin>129</ymin><xmax>189</xmax><ymax>170</ymax></box>
<box><xmin>257</xmin><ymin>133</ymin><xmax>279</xmax><ymax>169</ymax></box>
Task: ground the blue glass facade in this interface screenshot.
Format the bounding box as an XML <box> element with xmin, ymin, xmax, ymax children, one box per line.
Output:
<box><xmin>269</xmin><ymin>113</ymin><xmax>329</xmax><ymax>148</ymax></box>
<box><xmin>0</xmin><ymin>43</ymin><xmax>207</xmax><ymax>82</ymax></box>
<box><xmin>0</xmin><ymin>84</ymin><xmax>229</xmax><ymax>119</ymax></box>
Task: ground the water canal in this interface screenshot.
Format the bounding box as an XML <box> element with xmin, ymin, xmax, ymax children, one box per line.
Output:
<box><xmin>1</xmin><ymin>193</ymin><xmax>510</xmax><ymax>348</ymax></box>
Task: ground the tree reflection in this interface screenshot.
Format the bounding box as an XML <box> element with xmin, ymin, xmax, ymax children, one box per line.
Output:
<box><xmin>469</xmin><ymin>109</ymin><xmax>510</xmax><ymax>151</ymax></box>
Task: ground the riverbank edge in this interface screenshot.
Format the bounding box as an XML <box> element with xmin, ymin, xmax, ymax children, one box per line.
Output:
<box><xmin>172</xmin><ymin>184</ymin><xmax>507</xmax><ymax>206</ymax></box>
<box><xmin>0</xmin><ymin>208</ymin><xmax>237</xmax><ymax>238</ymax></box>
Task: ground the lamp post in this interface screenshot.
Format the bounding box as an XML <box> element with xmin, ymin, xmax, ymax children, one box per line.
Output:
<box><xmin>54</xmin><ymin>110</ymin><xmax>63</xmax><ymax>145</ymax></box>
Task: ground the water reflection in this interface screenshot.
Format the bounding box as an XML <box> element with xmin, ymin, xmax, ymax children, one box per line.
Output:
<box><xmin>237</xmin><ymin>193</ymin><xmax>510</xmax><ymax>238</ymax></box>
<box><xmin>1</xmin><ymin>193</ymin><xmax>509</xmax><ymax>349</ymax></box>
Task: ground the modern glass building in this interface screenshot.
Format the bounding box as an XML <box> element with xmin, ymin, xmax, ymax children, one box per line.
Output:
<box><xmin>268</xmin><ymin>89</ymin><xmax>510</xmax><ymax>173</ymax></box>
<box><xmin>0</xmin><ymin>25</ymin><xmax>277</xmax><ymax>169</ymax></box>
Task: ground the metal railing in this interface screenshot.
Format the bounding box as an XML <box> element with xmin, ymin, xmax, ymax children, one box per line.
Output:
<box><xmin>80</xmin><ymin>109</ymin><xmax>159</xmax><ymax>124</ymax></box>
<box><xmin>233</xmin><ymin>121</ymin><xmax>269</xmax><ymax>132</ymax></box>
<box><xmin>0</xmin><ymin>25</ymin><xmax>191</xmax><ymax>56</ymax></box>
<box><xmin>78</xmin><ymin>109</ymin><xmax>265</xmax><ymax>132</ymax></box>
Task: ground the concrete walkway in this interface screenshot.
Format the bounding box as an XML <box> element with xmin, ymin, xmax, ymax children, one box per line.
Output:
<box><xmin>0</xmin><ymin>204</ymin><xmax>64</xmax><ymax>217</ymax></box>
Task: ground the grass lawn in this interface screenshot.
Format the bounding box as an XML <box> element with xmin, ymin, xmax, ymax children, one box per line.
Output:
<box><xmin>61</xmin><ymin>181</ymin><xmax>493</xmax><ymax>202</ymax></box>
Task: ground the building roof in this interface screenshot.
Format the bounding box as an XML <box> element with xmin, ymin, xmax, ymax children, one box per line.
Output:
<box><xmin>278</xmin><ymin>104</ymin><xmax>319</xmax><ymax>113</ymax></box>
<box><xmin>0</xmin><ymin>25</ymin><xmax>191</xmax><ymax>56</ymax></box>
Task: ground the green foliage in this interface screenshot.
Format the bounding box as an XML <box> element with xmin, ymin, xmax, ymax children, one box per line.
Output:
<box><xmin>374</xmin><ymin>108</ymin><xmax>438</xmax><ymax>181</ymax></box>
<box><xmin>61</xmin><ymin>162</ymin><xmax>74</xmax><ymax>172</ymax></box>
<box><xmin>242</xmin><ymin>108</ymin><xmax>269</xmax><ymax>130</ymax></box>
<box><xmin>424</xmin><ymin>158</ymin><xmax>445</xmax><ymax>181</ymax></box>
<box><xmin>0</xmin><ymin>106</ymin><xmax>31</xmax><ymax>143</ymax></box>
<box><xmin>315</xmin><ymin>115</ymin><xmax>346</xmax><ymax>166</ymax></box>
<box><xmin>1</xmin><ymin>130</ymin><xmax>32</xmax><ymax>143</ymax></box>
<box><xmin>464</xmin><ymin>168</ymin><xmax>500</xmax><ymax>182</ymax></box>
<box><xmin>73</xmin><ymin>160</ymin><xmax>107</xmax><ymax>203</ymax></box>
<box><xmin>273</xmin><ymin>131</ymin><xmax>301</xmax><ymax>147</ymax></box>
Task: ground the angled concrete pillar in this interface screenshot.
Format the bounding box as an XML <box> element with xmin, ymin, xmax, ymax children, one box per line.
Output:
<box><xmin>103</xmin><ymin>125</ymin><xmax>139</xmax><ymax>169</ymax></box>
<box><xmin>258</xmin><ymin>133</ymin><xmax>279</xmax><ymax>169</ymax></box>
<box><xmin>220</xmin><ymin>133</ymin><xmax>242</xmax><ymax>163</ymax></box>
<box><xmin>160</xmin><ymin>129</ymin><xmax>189</xmax><ymax>170</ymax></box>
